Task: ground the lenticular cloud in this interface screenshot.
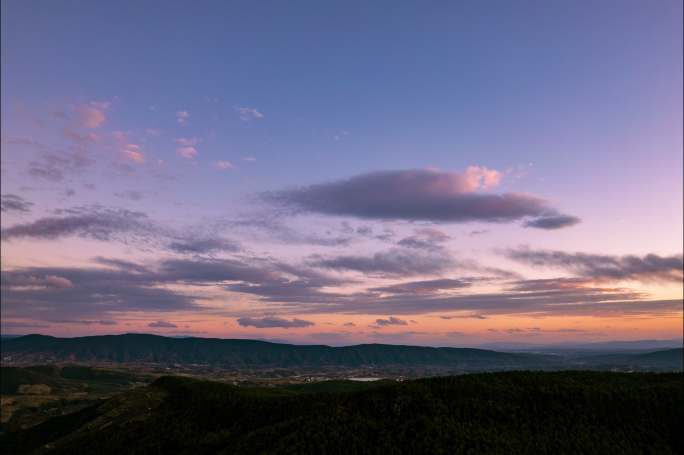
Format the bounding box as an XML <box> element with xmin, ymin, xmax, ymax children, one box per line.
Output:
<box><xmin>265</xmin><ymin>168</ymin><xmax>579</xmax><ymax>229</ymax></box>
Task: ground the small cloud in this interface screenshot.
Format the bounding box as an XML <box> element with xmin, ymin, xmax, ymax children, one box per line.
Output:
<box><xmin>168</xmin><ymin>237</ymin><xmax>239</xmax><ymax>254</ymax></box>
<box><xmin>469</xmin><ymin>229</ymin><xmax>489</xmax><ymax>236</ymax></box>
<box><xmin>243</xmin><ymin>156</ymin><xmax>257</xmax><ymax>162</ymax></box>
<box><xmin>148</xmin><ymin>320</ymin><xmax>178</xmax><ymax>328</ymax></box>
<box><xmin>112</xmin><ymin>131</ymin><xmax>129</xmax><ymax>142</ymax></box>
<box><xmin>440</xmin><ymin>314</ymin><xmax>487</xmax><ymax>320</ymax></box>
<box><xmin>372</xmin><ymin>316</ymin><xmax>408</xmax><ymax>327</ymax></box>
<box><xmin>99</xmin><ymin>320</ymin><xmax>118</xmax><ymax>325</ymax></box>
<box><xmin>1</xmin><ymin>194</ymin><xmax>33</xmax><ymax>213</ymax></box>
<box><xmin>524</xmin><ymin>214</ymin><xmax>581</xmax><ymax>230</ymax></box>
<box><xmin>27</xmin><ymin>148</ymin><xmax>93</xmax><ymax>181</ymax></box>
<box><xmin>2</xmin><ymin>136</ymin><xmax>47</xmax><ymax>150</ymax></box>
<box><xmin>343</xmin><ymin>322</ymin><xmax>356</xmax><ymax>327</ymax></box>
<box><xmin>215</xmin><ymin>160</ymin><xmax>234</xmax><ymax>170</ymax></box>
<box><xmin>146</xmin><ymin>128</ymin><xmax>162</xmax><ymax>136</ymax></box>
<box><xmin>177</xmin><ymin>146</ymin><xmax>198</xmax><ymax>159</ymax></box>
<box><xmin>236</xmin><ymin>316</ymin><xmax>314</xmax><ymax>329</ymax></box>
<box><xmin>236</xmin><ymin>107</ymin><xmax>264</xmax><ymax>121</ymax></box>
<box><xmin>76</xmin><ymin>101</ymin><xmax>110</xmax><ymax>128</ymax></box>
<box><xmin>45</xmin><ymin>275</ymin><xmax>74</xmax><ymax>288</ymax></box>
<box><xmin>63</xmin><ymin>129</ymin><xmax>99</xmax><ymax>143</ymax></box>
<box><xmin>122</xmin><ymin>144</ymin><xmax>145</xmax><ymax>163</ymax></box>
<box><xmin>176</xmin><ymin>110</ymin><xmax>190</xmax><ymax>125</ymax></box>
<box><xmin>115</xmin><ymin>190</ymin><xmax>144</xmax><ymax>201</ymax></box>
<box><xmin>333</xmin><ymin>131</ymin><xmax>349</xmax><ymax>141</ymax></box>
<box><xmin>175</xmin><ymin>137</ymin><xmax>199</xmax><ymax>147</ymax></box>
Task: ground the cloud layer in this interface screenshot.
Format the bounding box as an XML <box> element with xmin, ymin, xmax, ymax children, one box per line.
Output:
<box><xmin>508</xmin><ymin>248</ymin><xmax>684</xmax><ymax>283</ymax></box>
<box><xmin>1</xmin><ymin>207</ymin><xmax>152</xmax><ymax>242</ymax></box>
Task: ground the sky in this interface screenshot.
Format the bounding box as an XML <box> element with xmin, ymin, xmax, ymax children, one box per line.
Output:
<box><xmin>1</xmin><ymin>0</ymin><xmax>682</xmax><ymax>346</ymax></box>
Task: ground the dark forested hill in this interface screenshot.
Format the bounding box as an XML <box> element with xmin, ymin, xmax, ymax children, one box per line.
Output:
<box><xmin>1</xmin><ymin>371</ymin><xmax>682</xmax><ymax>454</ymax></box>
<box><xmin>1</xmin><ymin>334</ymin><xmax>555</xmax><ymax>370</ymax></box>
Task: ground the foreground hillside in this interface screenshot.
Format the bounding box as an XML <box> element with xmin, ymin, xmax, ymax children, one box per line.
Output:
<box><xmin>2</xmin><ymin>371</ymin><xmax>682</xmax><ymax>454</ymax></box>
<box><xmin>1</xmin><ymin>366</ymin><xmax>150</xmax><ymax>433</ymax></box>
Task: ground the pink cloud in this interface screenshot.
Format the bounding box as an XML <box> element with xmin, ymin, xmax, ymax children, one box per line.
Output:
<box><xmin>45</xmin><ymin>275</ymin><xmax>74</xmax><ymax>288</ymax></box>
<box><xmin>462</xmin><ymin>166</ymin><xmax>502</xmax><ymax>191</ymax></box>
<box><xmin>215</xmin><ymin>160</ymin><xmax>234</xmax><ymax>170</ymax></box>
<box><xmin>111</xmin><ymin>131</ymin><xmax>129</xmax><ymax>142</ymax></box>
<box><xmin>122</xmin><ymin>144</ymin><xmax>145</xmax><ymax>163</ymax></box>
<box><xmin>177</xmin><ymin>146</ymin><xmax>198</xmax><ymax>159</ymax></box>
<box><xmin>76</xmin><ymin>101</ymin><xmax>110</xmax><ymax>128</ymax></box>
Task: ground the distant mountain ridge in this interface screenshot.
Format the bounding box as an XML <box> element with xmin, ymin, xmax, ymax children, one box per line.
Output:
<box><xmin>2</xmin><ymin>334</ymin><xmax>681</xmax><ymax>371</ymax></box>
<box><xmin>1</xmin><ymin>334</ymin><xmax>554</xmax><ymax>370</ymax></box>
<box><xmin>479</xmin><ymin>339</ymin><xmax>683</xmax><ymax>352</ymax></box>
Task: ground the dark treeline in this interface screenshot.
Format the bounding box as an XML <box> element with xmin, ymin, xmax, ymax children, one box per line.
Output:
<box><xmin>2</xmin><ymin>371</ymin><xmax>682</xmax><ymax>454</ymax></box>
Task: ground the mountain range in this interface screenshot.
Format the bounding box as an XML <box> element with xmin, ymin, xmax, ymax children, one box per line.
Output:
<box><xmin>2</xmin><ymin>334</ymin><xmax>681</xmax><ymax>371</ymax></box>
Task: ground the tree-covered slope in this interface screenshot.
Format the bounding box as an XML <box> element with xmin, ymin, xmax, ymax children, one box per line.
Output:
<box><xmin>2</xmin><ymin>371</ymin><xmax>682</xmax><ymax>454</ymax></box>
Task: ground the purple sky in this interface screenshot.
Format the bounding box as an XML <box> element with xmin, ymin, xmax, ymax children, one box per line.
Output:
<box><xmin>1</xmin><ymin>0</ymin><xmax>682</xmax><ymax>345</ymax></box>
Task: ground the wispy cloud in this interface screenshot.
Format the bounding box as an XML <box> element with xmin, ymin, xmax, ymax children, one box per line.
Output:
<box><xmin>122</xmin><ymin>144</ymin><xmax>145</xmax><ymax>163</ymax></box>
<box><xmin>114</xmin><ymin>190</ymin><xmax>144</xmax><ymax>201</ymax></box>
<box><xmin>1</xmin><ymin>194</ymin><xmax>33</xmax><ymax>213</ymax></box>
<box><xmin>63</xmin><ymin>129</ymin><xmax>99</xmax><ymax>144</ymax></box>
<box><xmin>523</xmin><ymin>214</ymin><xmax>581</xmax><ymax>229</ymax></box>
<box><xmin>0</xmin><ymin>206</ymin><xmax>153</xmax><ymax>242</ymax></box>
<box><xmin>372</xmin><ymin>316</ymin><xmax>408</xmax><ymax>327</ymax></box>
<box><xmin>236</xmin><ymin>316</ymin><xmax>314</xmax><ymax>328</ymax></box>
<box><xmin>177</xmin><ymin>146</ymin><xmax>198</xmax><ymax>159</ymax></box>
<box><xmin>507</xmin><ymin>248</ymin><xmax>684</xmax><ymax>283</ymax></box>
<box><xmin>75</xmin><ymin>101</ymin><xmax>110</xmax><ymax>128</ymax></box>
<box><xmin>236</xmin><ymin>107</ymin><xmax>264</xmax><ymax>121</ymax></box>
<box><xmin>175</xmin><ymin>137</ymin><xmax>199</xmax><ymax>147</ymax></box>
<box><xmin>308</xmin><ymin>246</ymin><xmax>456</xmax><ymax>278</ymax></box>
<box><xmin>148</xmin><ymin>320</ymin><xmax>178</xmax><ymax>328</ymax></box>
<box><xmin>2</xmin><ymin>136</ymin><xmax>47</xmax><ymax>150</ymax></box>
<box><xmin>174</xmin><ymin>138</ymin><xmax>199</xmax><ymax>158</ymax></box>
<box><xmin>371</xmin><ymin>278</ymin><xmax>473</xmax><ymax>295</ymax></box>
<box><xmin>27</xmin><ymin>147</ymin><xmax>94</xmax><ymax>181</ymax></box>
<box><xmin>168</xmin><ymin>238</ymin><xmax>240</xmax><ymax>255</ymax></box>
<box><xmin>176</xmin><ymin>110</ymin><xmax>190</xmax><ymax>125</ymax></box>
<box><xmin>215</xmin><ymin>160</ymin><xmax>234</xmax><ymax>170</ymax></box>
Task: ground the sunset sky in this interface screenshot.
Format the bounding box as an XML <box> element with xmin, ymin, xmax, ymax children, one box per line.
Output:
<box><xmin>1</xmin><ymin>0</ymin><xmax>682</xmax><ymax>346</ymax></box>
